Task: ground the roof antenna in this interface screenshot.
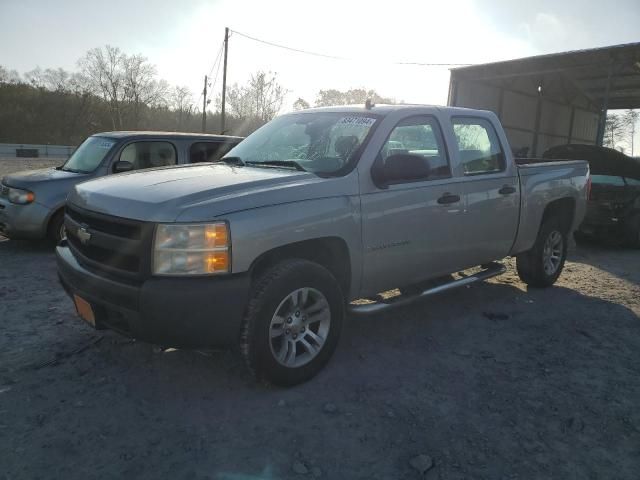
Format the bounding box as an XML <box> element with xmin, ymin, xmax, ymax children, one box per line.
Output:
<box><xmin>365</xmin><ymin>98</ymin><xmax>374</xmax><ymax>110</ymax></box>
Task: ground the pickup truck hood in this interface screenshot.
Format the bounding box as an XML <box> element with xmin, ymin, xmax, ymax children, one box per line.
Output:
<box><xmin>68</xmin><ymin>163</ymin><xmax>346</xmax><ymax>222</ymax></box>
<box><xmin>3</xmin><ymin>167</ymin><xmax>87</xmax><ymax>189</ymax></box>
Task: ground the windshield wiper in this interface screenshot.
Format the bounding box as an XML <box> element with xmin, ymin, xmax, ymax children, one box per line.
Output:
<box><xmin>221</xmin><ymin>156</ymin><xmax>245</xmax><ymax>166</ymax></box>
<box><xmin>245</xmin><ymin>160</ymin><xmax>306</xmax><ymax>172</ymax></box>
<box><xmin>60</xmin><ymin>167</ymin><xmax>85</xmax><ymax>173</ymax></box>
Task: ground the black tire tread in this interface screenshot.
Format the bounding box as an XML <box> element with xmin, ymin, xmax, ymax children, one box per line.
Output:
<box><xmin>47</xmin><ymin>209</ymin><xmax>65</xmax><ymax>244</ymax></box>
<box><xmin>240</xmin><ymin>259</ymin><xmax>342</xmax><ymax>386</ymax></box>
<box><xmin>516</xmin><ymin>215</ymin><xmax>567</xmax><ymax>288</ymax></box>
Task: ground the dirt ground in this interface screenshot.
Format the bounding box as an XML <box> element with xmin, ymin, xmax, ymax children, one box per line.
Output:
<box><xmin>1</xmin><ymin>158</ymin><xmax>640</xmax><ymax>479</ymax></box>
<box><xmin>0</xmin><ymin>158</ymin><xmax>64</xmax><ymax>177</ymax></box>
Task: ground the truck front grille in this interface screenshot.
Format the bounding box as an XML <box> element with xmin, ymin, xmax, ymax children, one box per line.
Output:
<box><xmin>65</xmin><ymin>205</ymin><xmax>154</xmax><ymax>280</ymax></box>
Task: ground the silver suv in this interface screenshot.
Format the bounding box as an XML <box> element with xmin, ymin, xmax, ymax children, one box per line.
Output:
<box><xmin>0</xmin><ymin>132</ymin><xmax>242</xmax><ymax>242</ymax></box>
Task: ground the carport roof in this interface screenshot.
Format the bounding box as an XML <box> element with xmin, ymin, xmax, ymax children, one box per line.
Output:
<box><xmin>451</xmin><ymin>42</ymin><xmax>640</xmax><ymax>110</ymax></box>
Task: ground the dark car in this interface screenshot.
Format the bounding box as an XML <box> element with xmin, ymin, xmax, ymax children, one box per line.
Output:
<box><xmin>0</xmin><ymin>132</ymin><xmax>243</xmax><ymax>243</ymax></box>
<box><xmin>544</xmin><ymin>144</ymin><xmax>640</xmax><ymax>247</ymax></box>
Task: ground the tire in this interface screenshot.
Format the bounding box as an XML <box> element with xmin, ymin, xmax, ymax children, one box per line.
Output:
<box><xmin>47</xmin><ymin>210</ymin><xmax>66</xmax><ymax>244</ymax></box>
<box><xmin>516</xmin><ymin>216</ymin><xmax>568</xmax><ymax>288</ymax></box>
<box><xmin>240</xmin><ymin>259</ymin><xmax>344</xmax><ymax>386</ymax></box>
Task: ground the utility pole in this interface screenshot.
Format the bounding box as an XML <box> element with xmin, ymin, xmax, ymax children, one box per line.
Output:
<box><xmin>201</xmin><ymin>75</ymin><xmax>208</xmax><ymax>133</ymax></box>
<box><xmin>220</xmin><ymin>27</ymin><xmax>229</xmax><ymax>134</ymax></box>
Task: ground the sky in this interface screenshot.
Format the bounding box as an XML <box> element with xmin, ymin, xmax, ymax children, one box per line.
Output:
<box><xmin>1</xmin><ymin>0</ymin><xmax>639</xmax><ymax>129</ymax></box>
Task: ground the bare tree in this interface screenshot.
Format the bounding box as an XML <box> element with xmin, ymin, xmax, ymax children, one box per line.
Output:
<box><xmin>315</xmin><ymin>88</ymin><xmax>394</xmax><ymax>107</ymax></box>
<box><xmin>0</xmin><ymin>65</ymin><xmax>21</xmax><ymax>84</ymax></box>
<box><xmin>78</xmin><ymin>45</ymin><xmax>127</xmax><ymax>129</ymax></box>
<box><xmin>622</xmin><ymin>109</ymin><xmax>639</xmax><ymax>156</ymax></box>
<box><xmin>293</xmin><ymin>97</ymin><xmax>310</xmax><ymax>110</ymax></box>
<box><xmin>123</xmin><ymin>54</ymin><xmax>168</xmax><ymax>127</ymax></box>
<box><xmin>224</xmin><ymin>71</ymin><xmax>287</xmax><ymax>122</ymax></box>
<box><xmin>603</xmin><ymin>113</ymin><xmax>625</xmax><ymax>150</ymax></box>
<box><xmin>170</xmin><ymin>86</ymin><xmax>194</xmax><ymax>129</ymax></box>
<box><xmin>25</xmin><ymin>67</ymin><xmax>72</xmax><ymax>91</ymax></box>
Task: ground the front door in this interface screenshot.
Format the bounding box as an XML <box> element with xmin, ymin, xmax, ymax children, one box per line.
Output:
<box><xmin>359</xmin><ymin>115</ymin><xmax>466</xmax><ymax>296</ymax></box>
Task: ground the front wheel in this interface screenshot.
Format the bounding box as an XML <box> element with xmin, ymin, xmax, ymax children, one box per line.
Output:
<box><xmin>48</xmin><ymin>210</ymin><xmax>66</xmax><ymax>244</ymax></box>
<box><xmin>516</xmin><ymin>217</ymin><xmax>568</xmax><ymax>288</ymax></box>
<box><xmin>240</xmin><ymin>259</ymin><xmax>344</xmax><ymax>386</ymax></box>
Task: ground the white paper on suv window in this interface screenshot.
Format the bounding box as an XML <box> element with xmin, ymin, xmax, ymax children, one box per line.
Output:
<box><xmin>337</xmin><ymin>116</ymin><xmax>377</xmax><ymax>127</ymax></box>
<box><xmin>99</xmin><ymin>141</ymin><xmax>116</xmax><ymax>149</ymax></box>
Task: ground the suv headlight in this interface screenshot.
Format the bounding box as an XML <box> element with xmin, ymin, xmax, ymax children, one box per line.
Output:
<box><xmin>8</xmin><ymin>187</ymin><xmax>35</xmax><ymax>204</ymax></box>
<box><xmin>153</xmin><ymin>222</ymin><xmax>230</xmax><ymax>276</ymax></box>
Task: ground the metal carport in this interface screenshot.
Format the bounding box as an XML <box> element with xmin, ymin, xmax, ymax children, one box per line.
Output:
<box><xmin>448</xmin><ymin>42</ymin><xmax>640</xmax><ymax>156</ymax></box>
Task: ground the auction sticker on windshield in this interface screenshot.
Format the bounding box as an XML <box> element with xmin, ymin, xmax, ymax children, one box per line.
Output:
<box><xmin>337</xmin><ymin>116</ymin><xmax>377</xmax><ymax>127</ymax></box>
<box><xmin>98</xmin><ymin>141</ymin><xmax>116</xmax><ymax>149</ymax></box>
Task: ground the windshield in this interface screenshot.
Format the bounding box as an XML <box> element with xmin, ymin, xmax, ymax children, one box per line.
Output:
<box><xmin>62</xmin><ymin>136</ymin><xmax>117</xmax><ymax>173</ymax></box>
<box><xmin>223</xmin><ymin>112</ymin><xmax>379</xmax><ymax>174</ymax></box>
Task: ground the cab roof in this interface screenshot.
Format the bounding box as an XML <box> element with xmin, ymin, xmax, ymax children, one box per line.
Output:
<box><xmin>292</xmin><ymin>104</ymin><xmax>493</xmax><ymax>116</ymax></box>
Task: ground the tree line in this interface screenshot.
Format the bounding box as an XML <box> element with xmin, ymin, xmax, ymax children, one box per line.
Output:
<box><xmin>0</xmin><ymin>46</ymin><xmax>394</xmax><ymax>146</ymax></box>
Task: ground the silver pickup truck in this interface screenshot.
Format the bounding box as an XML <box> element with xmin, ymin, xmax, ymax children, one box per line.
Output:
<box><xmin>56</xmin><ymin>105</ymin><xmax>590</xmax><ymax>385</ymax></box>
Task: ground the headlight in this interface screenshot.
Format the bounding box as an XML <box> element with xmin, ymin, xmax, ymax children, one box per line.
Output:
<box><xmin>153</xmin><ymin>222</ymin><xmax>230</xmax><ymax>276</ymax></box>
<box><xmin>8</xmin><ymin>187</ymin><xmax>35</xmax><ymax>204</ymax></box>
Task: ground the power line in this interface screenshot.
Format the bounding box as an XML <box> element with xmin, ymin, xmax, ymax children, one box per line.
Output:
<box><xmin>230</xmin><ymin>28</ymin><xmax>473</xmax><ymax>66</ymax></box>
<box><xmin>207</xmin><ymin>41</ymin><xmax>225</xmax><ymax>79</ymax></box>
<box><xmin>196</xmin><ymin>40</ymin><xmax>225</xmax><ymax>110</ymax></box>
<box><xmin>230</xmin><ymin>29</ymin><xmax>347</xmax><ymax>60</ymax></box>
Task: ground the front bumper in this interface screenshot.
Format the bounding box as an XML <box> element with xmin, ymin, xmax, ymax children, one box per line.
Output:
<box><xmin>56</xmin><ymin>242</ymin><xmax>250</xmax><ymax>347</ymax></box>
<box><xmin>0</xmin><ymin>197</ymin><xmax>50</xmax><ymax>239</ymax></box>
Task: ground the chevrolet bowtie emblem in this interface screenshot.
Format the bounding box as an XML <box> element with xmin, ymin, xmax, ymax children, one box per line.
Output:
<box><xmin>77</xmin><ymin>226</ymin><xmax>92</xmax><ymax>245</ymax></box>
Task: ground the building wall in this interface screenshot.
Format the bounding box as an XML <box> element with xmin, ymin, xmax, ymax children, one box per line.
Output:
<box><xmin>449</xmin><ymin>78</ymin><xmax>599</xmax><ymax>157</ymax></box>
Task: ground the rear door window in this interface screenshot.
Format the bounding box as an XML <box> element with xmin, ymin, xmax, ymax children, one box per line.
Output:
<box><xmin>190</xmin><ymin>142</ymin><xmax>236</xmax><ymax>163</ymax></box>
<box><xmin>119</xmin><ymin>141</ymin><xmax>177</xmax><ymax>170</ymax></box>
<box><xmin>452</xmin><ymin>117</ymin><xmax>505</xmax><ymax>175</ymax></box>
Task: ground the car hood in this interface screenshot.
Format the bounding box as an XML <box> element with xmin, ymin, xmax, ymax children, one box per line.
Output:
<box><xmin>2</xmin><ymin>167</ymin><xmax>88</xmax><ymax>189</ymax></box>
<box><xmin>68</xmin><ymin>163</ymin><xmax>350</xmax><ymax>222</ymax></box>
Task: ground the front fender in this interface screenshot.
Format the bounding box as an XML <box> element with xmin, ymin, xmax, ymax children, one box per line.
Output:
<box><xmin>223</xmin><ymin>196</ymin><xmax>362</xmax><ymax>296</ymax></box>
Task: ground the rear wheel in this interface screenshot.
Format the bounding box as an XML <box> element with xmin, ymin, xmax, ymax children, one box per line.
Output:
<box><xmin>240</xmin><ymin>259</ymin><xmax>344</xmax><ymax>386</ymax></box>
<box><xmin>47</xmin><ymin>210</ymin><xmax>66</xmax><ymax>244</ymax></box>
<box><xmin>516</xmin><ymin>216</ymin><xmax>568</xmax><ymax>288</ymax></box>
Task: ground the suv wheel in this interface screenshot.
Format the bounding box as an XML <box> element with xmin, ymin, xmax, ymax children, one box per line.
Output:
<box><xmin>48</xmin><ymin>210</ymin><xmax>66</xmax><ymax>244</ymax></box>
<box><xmin>516</xmin><ymin>216</ymin><xmax>568</xmax><ymax>288</ymax></box>
<box><xmin>240</xmin><ymin>259</ymin><xmax>344</xmax><ymax>386</ymax></box>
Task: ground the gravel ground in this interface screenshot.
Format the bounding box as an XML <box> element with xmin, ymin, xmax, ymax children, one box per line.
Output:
<box><xmin>0</xmin><ymin>158</ymin><xmax>64</xmax><ymax>177</ymax></box>
<box><xmin>1</xmin><ymin>237</ymin><xmax>639</xmax><ymax>479</ymax></box>
<box><xmin>1</xmin><ymin>158</ymin><xmax>640</xmax><ymax>479</ymax></box>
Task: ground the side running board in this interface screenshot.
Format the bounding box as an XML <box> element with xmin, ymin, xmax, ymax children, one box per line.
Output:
<box><xmin>348</xmin><ymin>262</ymin><xmax>506</xmax><ymax>316</ymax></box>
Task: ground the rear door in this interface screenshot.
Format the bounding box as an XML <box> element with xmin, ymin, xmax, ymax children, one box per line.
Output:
<box><xmin>448</xmin><ymin>115</ymin><xmax>520</xmax><ymax>266</ymax></box>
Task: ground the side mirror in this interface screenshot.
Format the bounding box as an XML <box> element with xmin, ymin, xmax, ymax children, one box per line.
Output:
<box><xmin>112</xmin><ymin>160</ymin><xmax>133</xmax><ymax>174</ymax></box>
<box><xmin>372</xmin><ymin>154</ymin><xmax>430</xmax><ymax>187</ymax></box>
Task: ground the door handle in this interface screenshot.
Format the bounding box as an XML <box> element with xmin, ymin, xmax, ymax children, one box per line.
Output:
<box><xmin>499</xmin><ymin>185</ymin><xmax>516</xmax><ymax>195</ymax></box>
<box><xmin>437</xmin><ymin>193</ymin><xmax>460</xmax><ymax>205</ymax></box>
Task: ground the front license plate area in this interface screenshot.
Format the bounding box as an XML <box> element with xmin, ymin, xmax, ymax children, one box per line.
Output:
<box><xmin>74</xmin><ymin>294</ymin><xmax>96</xmax><ymax>327</ymax></box>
